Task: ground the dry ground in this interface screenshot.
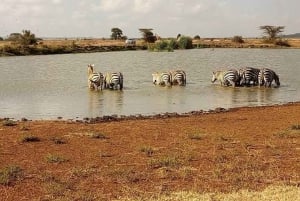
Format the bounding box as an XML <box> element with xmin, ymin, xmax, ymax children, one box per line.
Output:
<box><xmin>0</xmin><ymin>103</ymin><xmax>299</xmax><ymax>200</ymax></box>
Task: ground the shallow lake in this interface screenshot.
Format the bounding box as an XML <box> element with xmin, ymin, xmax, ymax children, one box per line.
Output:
<box><xmin>0</xmin><ymin>48</ymin><xmax>300</xmax><ymax>120</ymax></box>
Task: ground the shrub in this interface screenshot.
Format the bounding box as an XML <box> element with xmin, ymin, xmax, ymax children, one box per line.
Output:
<box><xmin>194</xmin><ymin>35</ymin><xmax>201</xmax><ymax>40</ymax></box>
<box><xmin>0</xmin><ymin>165</ymin><xmax>22</xmax><ymax>185</ymax></box>
<box><xmin>274</xmin><ymin>39</ymin><xmax>290</xmax><ymax>47</ymax></box>
<box><xmin>177</xmin><ymin>36</ymin><xmax>193</xmax><ymax>49</ymax></box>
<box><xmin>232</xmin><ymin>36</ymin><xmax>244</xmax><ymax>43</ymax></box>
<box><xmin>2</xmin><ymin>120</ymin><xmax>17</xmax><ymax>126</ymax></box>
<box><xmin>148</xmin><ymin>40</ymin><xmax>174</xmax><ymax>52</ymax></box>
<box><xmin>20</xmin><ymin>135</ymin><xmax>40</xmax><ymax>143</ymax></box>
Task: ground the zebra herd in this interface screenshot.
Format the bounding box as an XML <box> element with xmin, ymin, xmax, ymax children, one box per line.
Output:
<box><xmin>87</xmin><ymin>64</ymin><xmax>123</xmax><ymax>90</ymax></box>
<box><xmin>211</xmin><ymin>67</ymin><xmax>280</xmax><ymax>88</ymax></box>
<box><xmin>87</xmin><ymin>64</ymin><xmax>280</xmax><ymax>91</ymax></box>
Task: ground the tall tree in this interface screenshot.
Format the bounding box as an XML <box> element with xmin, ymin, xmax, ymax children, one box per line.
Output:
<box><xmin>20</xmin><ymin>30</ymin><xmax>37</xmax><ymax>46</ymax></box>
<box><xmin>111</xmin><ymin>28</ymin><xmax>123</xmax><ymax>40</ymax></box>
<box><xmin>139</xmin><ymin>28</ymin><xmax>156</xmax><ymax>43</ymax></box>
<box><xmin>259</xmin><ymin>25</ymin><xmax>285</xmax><ymax>41</ymax></box>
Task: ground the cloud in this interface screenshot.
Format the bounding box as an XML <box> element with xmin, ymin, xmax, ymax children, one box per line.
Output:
<box><xmin>0</xmin><ymin>0</ymin><xmax>299</xmax><ymax>38</ymax></box>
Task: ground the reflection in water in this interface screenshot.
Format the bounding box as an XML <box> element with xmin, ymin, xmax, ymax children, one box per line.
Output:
<box><xmin>88</xmin><ymin>90</ymin><xmax>124</xmax><ymax>117</ymax></box>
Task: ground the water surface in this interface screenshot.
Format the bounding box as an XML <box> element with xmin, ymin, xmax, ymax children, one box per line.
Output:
<box><xmin>0</xmin><ymin>48</ymin><xmax>299</xmax><ymax>120</ymax></box>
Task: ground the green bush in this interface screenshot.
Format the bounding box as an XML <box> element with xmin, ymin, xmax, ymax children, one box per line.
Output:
<box><xmin>148</xmin><ymin>40</ymin><xmax>175</xmax><ymax>52</ymax></box>
<box><xmin>177</xmin><ymin>36</ymin><xmax>193</xmax><ymax>49</ymax></box>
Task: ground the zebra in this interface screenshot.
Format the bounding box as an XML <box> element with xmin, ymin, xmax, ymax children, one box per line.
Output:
<box><xmin>87</xmin><ymin>64</ymin><xmax>104</xmax><ymax>90</ymax></box>
<box><xmin>238</xmin><ymin>67</ymin><xmax>260</xmax><ymax>86</ymax></box>
<box><xmin>170</xmin><ymin>70</ymin><xmax>186</xmax><ymax>86</ymax></box>
<box><xmin>211</xmin><ymin>69</ymin><xmax>240</xmax><ymax>87</ymax></box>
<box><xmin>258</xmin><ymin>68</ymin><xmax>280</xmax><ymax>87</ymax></box>
<box><xmin>152</xmin><ymin>72</ymin><xmax>172</xmax><ymax>86</ymax></box>
<box><xmin>104</xmin><ymin>72</ymin><xmax>123</xmax><ymax>90</ymax></box>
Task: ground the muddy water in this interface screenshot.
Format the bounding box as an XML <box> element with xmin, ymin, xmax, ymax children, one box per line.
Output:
<box><xmin>0</xmin><ymin>48</ymin><xmax>300</xmax><ymax>120</ymax></box>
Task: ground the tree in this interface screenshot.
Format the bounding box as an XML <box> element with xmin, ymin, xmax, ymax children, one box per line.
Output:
<box><xmin>139</xmin><ymin>28</ymin><xmax>156</xmax><ymax>43</ymax></box>
<box><xmin>20</xmin><ymin>30</ymin><xmax>37</xmax><ymax>46</ymax></box>
<box><xmin>111</xmin><ymin>28</ymin><xmax>123</xmax><ymax>40</ymax></box>
<box><xmin>7</xmin><ymin>33</ymin><xmax>22</xmax><ymax>41</ymax></box>
<box><xmin>259</xmin><ymin>25</ymin><xmax>285</xmax><ymax>41</ymax></box>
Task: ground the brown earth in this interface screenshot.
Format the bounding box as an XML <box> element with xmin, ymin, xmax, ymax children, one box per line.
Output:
<box><xmin>0</xmin><ymin>103</ymin><xmax>300</xmax><ymax>200</ymax></box>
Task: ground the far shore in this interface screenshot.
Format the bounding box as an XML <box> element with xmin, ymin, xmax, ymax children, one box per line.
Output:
<box><xmin>1</xmin><ymin>37</ymin><xmax>300</xmax><ymax>56</ymax></box>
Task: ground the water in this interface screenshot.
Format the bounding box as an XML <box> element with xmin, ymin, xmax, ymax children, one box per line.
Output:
<box><xmin>0</xmin><ymin>48</ymin><xmax>300</xmax><ymax>120</ymax></box>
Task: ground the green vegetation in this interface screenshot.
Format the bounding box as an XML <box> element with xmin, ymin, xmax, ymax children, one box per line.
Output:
<box><xmin>139</xmin><ymin>28</ymin><xmax>157</xmax><ymax>43</ymax></box>
<box><xmin>111</xmin><ymin>27</ymin><xmax>124</xmax><ymax>40</ymax></box>
<box><xmin>177</xmin><ymin>35</ymin><xmax>193</xmax><ymax>49</ymax></box>
<box><xmin>0</xmin><ymin>165</ymin><xmax>22</xmax><ymax>185</ymax></box>
<box><xmin>260</xmin><ymin>25</ymin><xmax>285</xmax><ymax>41</ymax></box>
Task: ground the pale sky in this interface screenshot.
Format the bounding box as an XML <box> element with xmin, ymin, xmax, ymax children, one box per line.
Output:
<box><xmin>0</xmin><ymin>0</ymin><xmax>299</xmax><ymax>38</ymax></box>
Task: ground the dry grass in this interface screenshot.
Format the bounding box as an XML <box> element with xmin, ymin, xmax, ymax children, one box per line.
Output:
<box><xmin>117</xmin><ymin>185</ymin><xmax>300</xmax><ymax>201</ymax></box>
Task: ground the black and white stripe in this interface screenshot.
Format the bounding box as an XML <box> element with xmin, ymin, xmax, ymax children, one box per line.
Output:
<box><xmin>170</xmin><ymin>70</ymin><xmax>186</xmax><ymax>86</ymax></box>
<box><xmin>152</xmin><ymin>72</ymin><xmax>172</xmax><ymax>86</ymax></box>
<box><xmin>238</xmin><ymin>67</ymin><xmax>260</xmax><ymax>86</ymax></box>
<box><xmin>104</xmin><ymin>72</ymin><xmax>123</xmax><ymax>90</ymax></box>
<box><xmin>211</xmin><ymin>69</ymin><xmax>239</xmax><ymax>87</ymax></box>
<box><xmin>258</xmin><ymin>68</ymin><xmax>280</xmax><ymax>87</ymax></box>
<box><xmin>87</xmin><ymin>64</ymin><xmax>104</xmax><ymax>90</ymax></box>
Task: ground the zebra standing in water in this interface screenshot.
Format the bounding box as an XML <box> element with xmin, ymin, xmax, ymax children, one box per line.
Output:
<box><xmin>152</xmin><ymin>72</ymin><xmax>172</xmax><ymax>86</ymax></box>
<box><xmin>170</xmin><ymin>70</ymin><xmax>186</xmax><ymax>86</ymax></box>
<box><xmin>87</xmin><ymin>64</ymin><xmax>104</xmax><ymax>90</ymax></box>
<box><xmin>258</xmin><ymin>68</ymin><xmax>280</xmax><ymax>87</ymax></box>
<box><xmin>211</xmin><ymin>69</ymin><xmax>240</xmax><ymax>87</ymax></box>
<box><xmin>104</xmin><ymin>72</ymin><xmax>123</xmax><ymax>90</ymax></box>
<box><xmin>238</xmin><ymin>67</ymin><xmax>260</xmax><ymax>86</ymax></box>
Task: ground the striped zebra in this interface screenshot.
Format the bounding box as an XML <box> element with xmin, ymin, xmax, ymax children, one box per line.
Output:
<box><xmin>170</xmin><ymin>70</ymin><xmax>186</xmax><ymax>86</ymax></box>
<box><xmin>87</xmin><ymin>64</ymin><xmax>104</xmax><ymax>90</ymax></box>
<box><xmin>104</xmin><ymin>72</ymin><xmax>123</xmax><ymax>90</ymax></box>
<box><xmin>258</xmin><ymin>68</ymin><xmax>280</xmax><ymax>87</ymax></box>
<box><xmin>152</xmin><ymin>72</ymin><xmax>172</xmax><ymax>86</ymax></box>
<box><xmin>211</xmin><ymin>69</ymin><xmax>240</xmax><ymax>87</ymax></box>
<box><xmin>238</xmin><ymin>67</ymin><xmax>260</xmax><ymax>86</ymax></box>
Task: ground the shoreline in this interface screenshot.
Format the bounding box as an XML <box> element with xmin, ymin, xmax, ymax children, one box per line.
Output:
<box><xmin>2</xmin><ymin>101</ymin><xmax>299</xmax><ymax>123</ymax></box>
<box><xmin>1</xmin><ymin>38</ymin><xmax>300</xmax><ymax>56</ymax></box>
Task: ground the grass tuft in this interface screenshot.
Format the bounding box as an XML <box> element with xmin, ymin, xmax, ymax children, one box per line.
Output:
<box><xmin>2</xmin><ymin>120</ymin><xmax>17</xmax><ymax>126</ymax></box>
<box><xmin>149</xmin><ymin>156</ymin><xmax>180</xmax><ymax>169</ymax></box>
<box><xmin>140</xmin><ymin>145</ymin><xmax>154</xmax><ymax>157</ymax></box>
<box><xmin>46</xmin><ymin>154</ymin><xmax>68</xmax><ymax>163</ymax></box>
<box><xmin>89</xmin><ymin>132</ymin><xmax>109</xmax><ymax>139</ymax></box>
<box><xmin>0</xmin><ymin>165</ymin><xmax>22</xmax><ymax>186</ymax></box>
<box><xmin>20</xmin><ymin>135</ymin><xmax>40</xmax><ymax>143</ymax></box>
<box><xmin>50</xmin><ymin>137</ymin><xmax>67</xmax><ymax>144</ymax></box>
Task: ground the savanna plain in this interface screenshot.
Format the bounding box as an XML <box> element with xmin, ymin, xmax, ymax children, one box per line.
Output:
<box><xmin>0</xmin><ymin>102</ymin><xmax>300</xmax><ymax>200</ymax></box>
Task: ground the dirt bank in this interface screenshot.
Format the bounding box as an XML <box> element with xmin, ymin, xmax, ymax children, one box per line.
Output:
<box><xmin>0</xmin><ymin>103</ymin><xmax>299</xmax><ymax>200</ymax></box>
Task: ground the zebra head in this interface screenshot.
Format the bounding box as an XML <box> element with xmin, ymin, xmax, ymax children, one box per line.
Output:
<box><xmin>87</xmin><ymin>64</ymin><xmax>94</xmax><ymax>75</ymax></box>
<box><xmin>152</xmin><ymin>72</ymin><xmax>159</xmax><ymax>85</ymax></box>
<box><xmin>211</xmin><ymin>71</ymin><xmax>218</xmax><ymax>83</ymax></box>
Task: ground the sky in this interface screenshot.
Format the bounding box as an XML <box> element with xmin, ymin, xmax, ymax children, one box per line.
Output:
<box><xmin>0</xmin><ymin>0</ymin><xmax>299</xmax><ymax>38</ymax></box>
